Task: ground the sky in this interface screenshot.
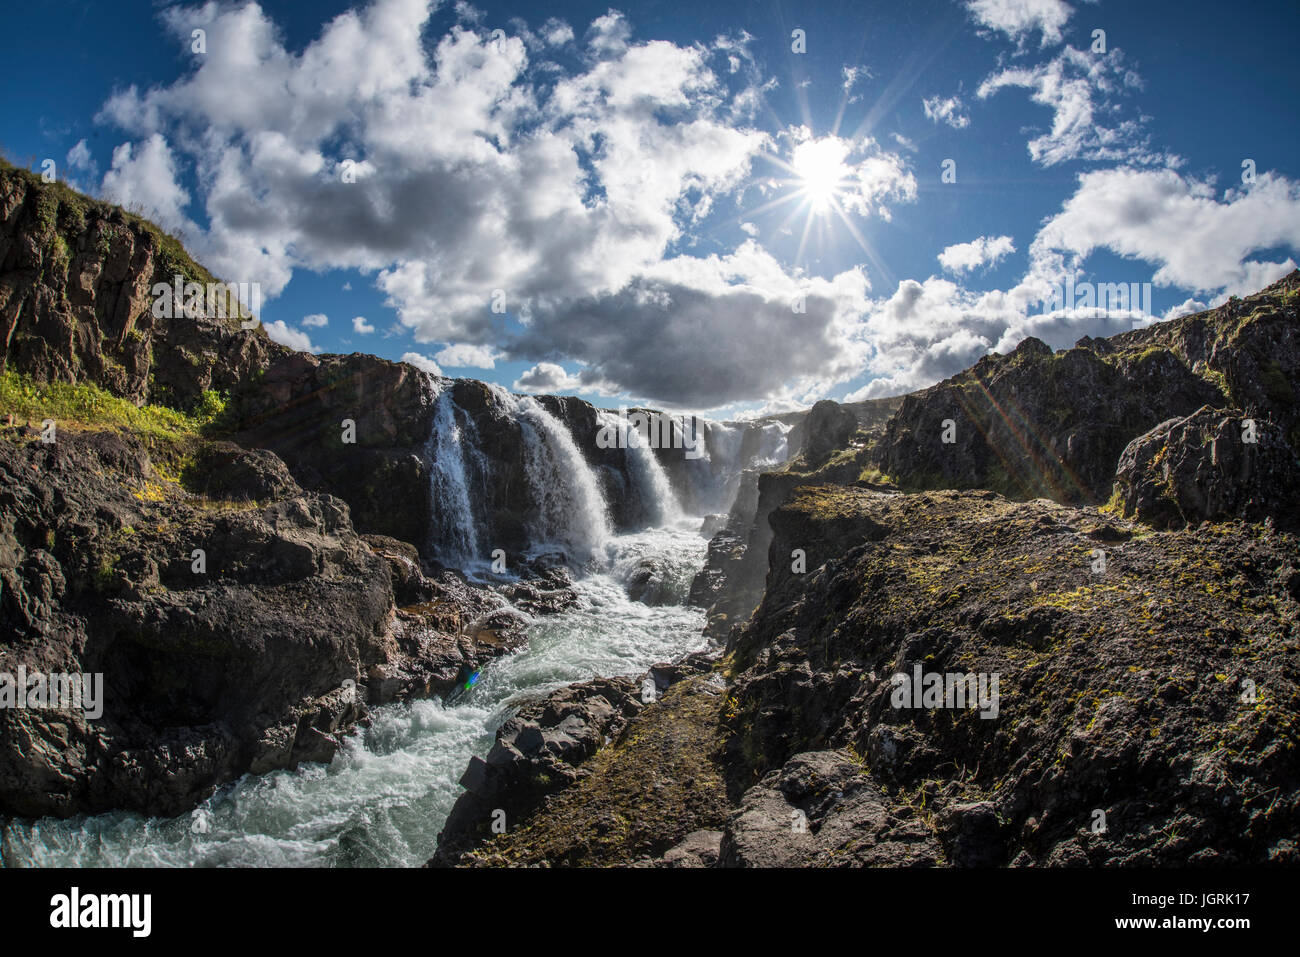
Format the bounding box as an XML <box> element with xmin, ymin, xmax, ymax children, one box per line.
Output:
<box><xmin>3</xmin><ymin>0</ymin><xmax>1298</xmax><ymax>418</ymax></box>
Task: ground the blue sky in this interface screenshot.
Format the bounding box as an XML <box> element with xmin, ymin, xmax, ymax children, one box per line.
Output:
<box><xmin>4</xmin><ymin>0</ymin><xmax>1298</xmax><ymax>416</ymax></box>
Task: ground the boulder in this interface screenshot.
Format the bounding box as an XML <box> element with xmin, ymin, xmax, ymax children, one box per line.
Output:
<box><xmin>1113</xmin><ymin>405</ymin><xmax>1300</xmax><ymax>528</ymax></box>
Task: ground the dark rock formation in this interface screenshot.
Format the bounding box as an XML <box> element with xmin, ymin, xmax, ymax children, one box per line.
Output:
<box><xmin>873</xmin><ymin>272</ymin><xmax>1300</xmax><ymax>506</ymax></box>
<box><xmin>431</xmin><ymin>674</ymin><xmax>646</xmax><ymax>865</ymax></box>
<box><xmin>724</xmin><ymin>486</ymin><xmax>1300</xmax><ymax>865</ymax></box>
<box><xmin>0</xmin><ymin>163</ymin><xmax>285</xmax><ymax>411</ymax></box>
<box><xmin>798</xmin><ymin>399</ymin><xmax>859</xmax><ymax>468</ymax></box>
<box><xmin>433</xmin><ymin>656</ymin><xmax>726</xmax><ymax>867</ymax></box>
<box><xmin>1113</xmin><ymin>405</ymin><xmax>1300</xmax><ymax>529</ymax></box>
<box><xmin>232</xmin><ymin>351</ymin><xmax>439</xmax><ymax>549</ymax></box>
<box><xmin>0</xmin><ymin>426</ymin><xmax>515</xmax><ymax>816</ymax></box>
<box><xmin>718</xmin><ymin>750</ymin><xmax>944</xmax><ymax>867</ymax></box>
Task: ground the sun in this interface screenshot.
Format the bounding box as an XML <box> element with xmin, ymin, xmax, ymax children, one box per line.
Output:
<box><xmin>791</xmin><ymin>137</ymin><xmax>852</xmax><ymax>214</ymax></box>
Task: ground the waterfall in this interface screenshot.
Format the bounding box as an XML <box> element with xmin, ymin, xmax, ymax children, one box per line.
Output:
<box><xmin>598</xmin><ymin>410</ymin><xmax>681</xmax><ymax>527</ymax></box>
<box><xmin>753</xmin><ymin>420</ymin><xmax>791</xmax><ymax>466</ymax></box>
<box><xmin>489</xmin><ymin>385</ymin><xmax>612</xmax><ymax>555</ymax></box>
<box><xmin>425</xmin><ymin>379</ymin><xmax>483</xmax><ymax>565</ymax></box>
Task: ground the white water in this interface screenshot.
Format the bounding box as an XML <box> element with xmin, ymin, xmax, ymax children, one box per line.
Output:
<box><xmin>597</xmin><ymin>410</ymin><xmax>681</xmax><ymax>527</ymax></box>
<box><xmin>426</xmin><ymin>382</ymin><xmax>483</xmax><ymax>564</ymax></box>
<box><xmin>1</xmin><ymin>524</ymin><xmax>707</xmax><ymax>868</ymax></box>
<box><xmin>486</xmin><ymin>385</ymin><xmax>612</xmax><ymax>558</ymax></box>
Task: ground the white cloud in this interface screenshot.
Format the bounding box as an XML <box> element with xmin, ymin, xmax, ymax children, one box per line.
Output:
<box><xmin>977</xmin><ymin>46</ymin><xmax>1171</xmax><ymax>167</ymax></box>
<box><xmin>66</xmin><ymin>139</ymin><xmax>95</xmax><ymax>174</ymax></box>
<box><xmin>352</xmin><ymin>316</ymin><xmax>376</xmax><ymax>334</ymax></box>
<box><xmin>513</xmin><ymin>362</ymin><xmax>584</xmax><ymax>393</ymax></box>
<box><xmin>1031</xmin><ymin>167</ymin><xmax>1300</xmax><ymax>295</ymax></box>
<box><xmin>263</xmin><ymin>319</ymin><xmax>321</xmax><ymax>353</ymax></box>
<box><xmin>435</xmin><ymin>343</ymin><xmax>502</xmax><ymax>368</ymax></box>
<box><xmin>541</xmin><ymin>17</ymin><xmax>573</xmax><ymax>45</ymax></box>
<box><xmin>301</xmin><ymin>313</ymin><xmax>329</xmax><ymax>327</ymax></box>
<box><xmin>890</xmin><ymin>132</ymin><xmax>917</xmax><ymax>152</ymax></box>
<box><xmin>963</xmin><ymin>0</ymin><xmax>1073</xmax><ymax>47</ymax></box>
<box><xmin>401</xmin><ymin>352</ymin><xmax>443</xmax><ymax>375</ymax></box>
<box><xmin>922</xmin><ymin>95</ymin><xmax>970</xmax><ymax>129</ymax></box>
<box><xmin>939</xmin><ymin>235</ymin><xmax>1016</xmax><ymax>273</ymax></box>
<box><xmin>100</xmin><ymin>133</ymin><xmax>194</xmax><ymax>235</ymax></box>
<box><xmin>842</xmin><ymin>65</ymin><xmax>871</xmax><ymax>99</ymax></box>
<box><xmin>1163</xmin><ymin>297</ymin><xmax>1207</xmax><ymax>321</ymax></box>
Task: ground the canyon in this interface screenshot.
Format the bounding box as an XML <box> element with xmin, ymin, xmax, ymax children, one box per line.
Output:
<box><xmin>1</xmin><ymin>160</ymin><xmax>1297</xmax><ymax>867</ymax></box>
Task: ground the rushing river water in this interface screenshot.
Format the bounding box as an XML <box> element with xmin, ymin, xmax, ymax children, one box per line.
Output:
<box><xmin>2</xmin><ymin>524</ymin><xmax>708</xmax><ymax>868</ymax></box>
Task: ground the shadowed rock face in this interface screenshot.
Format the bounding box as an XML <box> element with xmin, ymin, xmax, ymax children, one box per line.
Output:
<box><xmin>1114</xmin><ymin>406</ymin><xmax>1300</xmax><ymax>530</ymax></box>
<box><xmin>0</xmin><ymin>166</ymin><xmax>286</xmax><ymax>410</ymax></box>
<box><xmin>0</xmin><ymin>427</ymin><xmax>516</xmax><ymax>817</ymax></box>
<box><xmin>799</xmin><ymin>399</ymin><xmax>859</xmax><ymax>469</ymax></box>
<box><xmin>232</xmin><ymin>351</ymin><xmax>440</xmax><ymax>549</ymax></box>
<box><xmin>0</xmin><ymin>428</ymin><xmax>383</xmax><ymax>816</ymax></box>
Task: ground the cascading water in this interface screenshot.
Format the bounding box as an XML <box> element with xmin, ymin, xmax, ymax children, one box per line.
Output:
<box><xmin>425</xmin><ymin>380</ymin><xmax>483</xmax><ymax>565</ymax></box>
<box><xmin>597</xmin><ymin>410</ymin><xmax>681</xmax><ymax>527</ymax></box>
<box><xmin>491</xmin><ymin>386</ymin><xmax>612</xmax><ymax>556</ymax></box>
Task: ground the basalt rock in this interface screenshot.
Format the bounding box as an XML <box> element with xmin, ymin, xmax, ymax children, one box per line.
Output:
<box><xmin>0</xmin><ymin>426</ymin><xmax>516</xmax><ymax>816</ymax></box>
<box><xmin>724</xmin><ymin>485</ymin><xmax>1300</xmax><ymax>866</ymax></box>
<box><xmin>1113</xmin><ymin>406</ymin><xmax>1300</xmax><ymax>529</ymax></box>
<box><xmin>798</xmin><ymin>400</ymin><xmax>859</xmax><ymax>468</ymax></box>
<box><xmin>232</xmin><ymin>351</ymin><xmax>439</xmax><ymax>549</ymax></box>
<box><xmin>0</xmin><ymin>427</ymin><xmax>385</xmax><ymax>817</ymax></box>
<box><xmin>718</xmin><ymin>750</ymin><xmax>944</xmax><ymax>867</ymax></box>
<box><xmin>873</xmin><ymin>271</ymin><xmax>1300</xmax><ymax>506</ymax></box>
<box><xmin>431</xmin><ymin>674</ymin><xmax>645</xmax><ymax>865</ymax></box>
<box><xmin>0</xmin><ymin>163</ymin><xmax>286</xmax><ymax>411</ymax></box>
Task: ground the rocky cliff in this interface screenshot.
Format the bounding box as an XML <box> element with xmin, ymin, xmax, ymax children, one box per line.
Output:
<box><xmin>0</xmin><ymin>423</ymin><xmax>521</xmax><ymax>816</ymax></box>
<box><xmin>0</xmin><ymin>161</ymin><xmax>285</xmax><ymax>412</ymax></box>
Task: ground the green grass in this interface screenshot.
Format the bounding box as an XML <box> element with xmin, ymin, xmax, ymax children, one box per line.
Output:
<box><xmin>0</xmin><ymin>370</ymin><xmax>225</xmax><ymax>441</ymax></box>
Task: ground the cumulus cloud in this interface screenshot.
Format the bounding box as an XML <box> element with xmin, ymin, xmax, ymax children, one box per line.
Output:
<box><xmin>100</xmin><ymin>133</ymin><xmax>194</xmax><ymax>234</ymax></box>
<box><xmin>922</xmin><ymin>94</ymin><xmax>970</xmax><ymax>129</ymax></box>
<box><xmin>352</xmin><ymin>316</ymin><xmax>376</xmax><ymax>334</ymax></box>
<box><xmin>93</xmin><ymin>1</ymin><xmax>889</xmax><ymax>409</ymax></box>
<box><xmin>513</xmin><ymin>362</ymin><xmax>585</xmax><ymax>393</ymax></box>
<box><xmin>541</xmin><ymin>17</ymin><xmax>573</xmax><ymax>45</ymax></box>
<box><xmin>401</xmin><ymin>352</ymin><xmax>443</xmax><ymax>375</ymax></box>
<box><xmin>65</xmin><ymin>138</ymin><xmax>97</xmax><ymax>178</ymax></box>
<box><xmin>939</xmin><ymin>235</ymin><xmax>1016</xmax><ymax>273</ymax></box>
<box><xmin>264</xmin><ymin>319</ymin><xmax>321</xmax><ymax>353</ymax></box>
<box><xmin>1031</xmin><ymin>167</ymin><xmax>1300</xmax><ymax>295</ymax></box>
<box><xmin>963</xmin><ymin>0</ymin><xmax>1073</xmax><ymax>47</ymax></box>
<box><xmin>435</xmin><ymin>343</ymin><xmax>503</xmax><ymax>368</ymax></box>
<box><xmin>301</xmin><ymin>313</ymin><xmax>329</xmax><ymax>327</ymax></box>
